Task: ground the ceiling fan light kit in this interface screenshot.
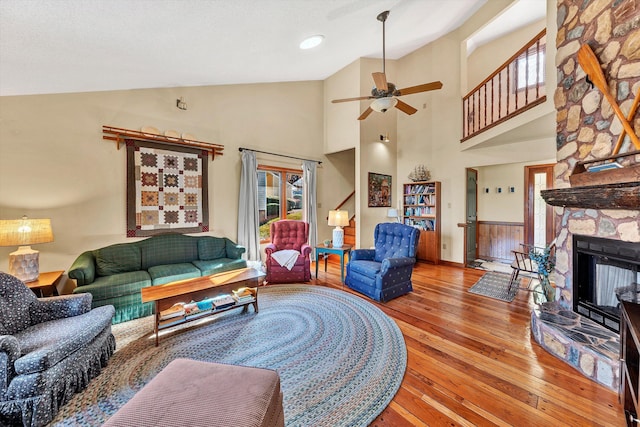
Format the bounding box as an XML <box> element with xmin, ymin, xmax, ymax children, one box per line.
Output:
<box><xmin>371</xmin><ymin>97</ymin><xmax>397</xmax><ymax>113</ymax></box>
<box><xmin>331</xmin><ymin>10</ymin><xmax>443</xmax><ymax>121</ymax></box>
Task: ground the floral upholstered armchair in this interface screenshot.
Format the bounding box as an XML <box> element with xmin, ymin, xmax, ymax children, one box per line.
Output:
<box><xmin>0</xmin><ymin>273</ymin><xmax>115</xmax><ymax>427</ymax></box>
<box><xmin>264</xmin><ymin>220</ymin><xmax>312</xmax><ymax>283</ymax></box>
<box><xmin>345</xmin><ymin>223</ymin><xmax>420</xmax><ymax>302</ymax></box>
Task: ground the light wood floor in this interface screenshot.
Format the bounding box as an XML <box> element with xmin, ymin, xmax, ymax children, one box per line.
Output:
<box><xmin>311</xmin><ymin>260</ymin><xmax>625</xmax><ymax>427</ymax></box>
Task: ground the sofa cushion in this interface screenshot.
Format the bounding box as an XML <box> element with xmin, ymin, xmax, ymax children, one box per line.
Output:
<box><xmin>348</xmin><ymin>260</ymin><xmax>382</xmax><ymax>278</ymax></box>
<box><xmin>192</xmin><ymin>258</ymin><xmax>247</xmax><ymax>276</ymax></box>
<box><xmin>13</xmin><ymin>305</ymin><xmax>115</xmax><ymax>375</ymax></box>
<box><xmin>73</xmin><ymin>271</ymin><xmax>151</xmax><ymax>300</ymax></box>
<box><xmin>138</xmin><ymin>234</ymin><xmax>199</xmax><ymax>269</ymax></box>
<box><xmin>94</xmin><ymin>244</ymin><xmax>142</xmax><ymax>276</ymax></box>
<box><xmin>197</xmin><ymin>236</ymin><xmax>227</xmax><ymax>261</ymax></box>
<box><xmin>148</xmin><ymin>263</ymin><xmax>201</xmax><ymax>285</ymax></box>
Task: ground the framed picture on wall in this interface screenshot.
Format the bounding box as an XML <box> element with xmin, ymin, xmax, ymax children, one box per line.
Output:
<box><xmin>368</xmin><ymin>172</ymin><xmax>392</xmax><ymax>207</ymax></box>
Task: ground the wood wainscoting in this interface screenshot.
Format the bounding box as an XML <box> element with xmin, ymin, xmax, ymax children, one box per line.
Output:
<box><xmin>477</xmin><ymin>220</ymin><xmax>524</xmax><ymax>263</ymax></box>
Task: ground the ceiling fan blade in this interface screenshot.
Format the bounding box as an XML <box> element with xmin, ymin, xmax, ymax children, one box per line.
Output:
<box><xmin>395</xmin><ymin>99</ymin><xmax>418</xmax><ymax>115</ymax></box>
<box><xmin>396</xmin><ymin>81</ymin><xmax>443</xmax><ymax>96</ymax></box>
<box><xmin>358</xmin><ymin>107</ymin><xmax>374</xmax><ymax>120</ymax></box>
<box><xmin>332</xmin><ymin>96</ymin><xmax>375</xmax><ymax>103</ymax></box>
<box><xmin>372</xmin><ymin>72</ymin><xmax>388</xmax><ymax>92</ymax></box>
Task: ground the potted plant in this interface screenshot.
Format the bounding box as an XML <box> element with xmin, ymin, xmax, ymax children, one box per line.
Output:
<box><xmin>529</xmin><ymin>244</ymin><xmax>556</xmax><ymax>304</ymax></box>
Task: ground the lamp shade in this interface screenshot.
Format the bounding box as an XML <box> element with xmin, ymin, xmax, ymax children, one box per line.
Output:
<box><xmin>328</xmin><ymin>210</ymin><xmax>349</xmax><ymax>227</ymax></box>
<box><xmin>0</xmin><ymin>217</ymin><xmax>54</xmax><ymax>246</ymax></box>
<box><xmin>387</xmin><ymin>208</ymin><xmax>398</xmax><ymax>218</ymax></box>
<box><xmin>370</xmin><ymin>97</ymin><xmax>398</xmax><ymax>113</ymax></box>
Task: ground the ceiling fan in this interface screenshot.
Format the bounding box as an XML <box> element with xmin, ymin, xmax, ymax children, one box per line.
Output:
<box><xmin>331</xmin><ymin>10</ymin><xmax>443</xmax><ymax>121</ymax></box>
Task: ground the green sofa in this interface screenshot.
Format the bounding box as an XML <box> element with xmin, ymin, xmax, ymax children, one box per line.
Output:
<box><xmin>68</xmin><ymin>233</ymin><xmax>247</xmax><ymax>324</ymax></box>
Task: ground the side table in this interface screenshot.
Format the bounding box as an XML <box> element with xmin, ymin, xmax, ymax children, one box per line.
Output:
<box><xmin>27</xmin><ymin>270</ymin><xmax>64</xmax><ymax>297</ymax></box>
<box><xmin>315</xmin><ymin>245</ymin><xmax>352</xmax><ymax>283</ymax></box>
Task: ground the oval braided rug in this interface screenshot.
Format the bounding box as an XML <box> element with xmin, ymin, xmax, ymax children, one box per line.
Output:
<box><xmin>49</xmin><ymin>285</ymin><xmax>407</xmax><ymax>427</ymax></box>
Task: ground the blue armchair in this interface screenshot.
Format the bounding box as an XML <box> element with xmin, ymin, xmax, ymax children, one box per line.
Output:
<box><xmin>345</xmin><ymin>223</ymin><xmax>420</xmax><ymax>302</ymax></box>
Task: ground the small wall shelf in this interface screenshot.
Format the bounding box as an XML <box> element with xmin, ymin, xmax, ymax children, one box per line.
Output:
<box><xmin>102</xmin><ymin>125</ymin><xmax>224</xmax><ymax>160</ymax></box>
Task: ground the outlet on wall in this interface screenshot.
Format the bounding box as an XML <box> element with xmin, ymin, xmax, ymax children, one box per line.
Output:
<box><xmin>443</xmin><ymin>243</ymin><xmax>447</xmax><ymax>249</ymax></box>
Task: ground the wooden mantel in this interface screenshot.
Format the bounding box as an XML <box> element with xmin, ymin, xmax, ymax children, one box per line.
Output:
<box><xmin>541</xmin><ymin>182</ymin><xmax>640</xmax><ymax>210</ymax></box>
<box><xmin>102</xmin><ymin>125</ymin><xmax>224</xmax><ymax>160</ymax></box>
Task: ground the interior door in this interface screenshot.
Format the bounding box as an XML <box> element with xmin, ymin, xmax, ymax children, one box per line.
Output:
<box><xmin>465</xmin><ymin>168</ymin><xmax>478</xmax><ymax>265</ymax></box>
<box><xmin>524</xmin><ymin>164</ymin><xmax>555</xmax><ymax>247</ymax></box>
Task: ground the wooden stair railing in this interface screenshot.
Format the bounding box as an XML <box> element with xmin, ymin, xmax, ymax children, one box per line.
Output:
<box><xmin>462</xmin><ymin>29</ymin><xmax>547</xmax><ymax>141</ymax></box>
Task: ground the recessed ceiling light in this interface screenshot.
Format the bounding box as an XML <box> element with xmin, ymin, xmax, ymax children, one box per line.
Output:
<box><xmin>299</xmin><ymin>35</ymin><xmax>324</xmax><ymax>50</ymax></box>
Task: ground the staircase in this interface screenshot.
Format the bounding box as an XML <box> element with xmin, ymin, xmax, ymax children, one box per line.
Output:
<box><xmin>344</xmin><ymin>217</ymin><xmax>356</xmax><ymax>246</ymax></box>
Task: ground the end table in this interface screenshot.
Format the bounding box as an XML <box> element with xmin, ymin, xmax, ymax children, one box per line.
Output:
<box><xmin>27</xmin><ymin>270</ymin><xmax>64</xmax><ymax>297</ymax></box>
<box><xmin>315</xmin><ymin>245</ymin><xmax>352</xmax><ymax>284</ymax></box>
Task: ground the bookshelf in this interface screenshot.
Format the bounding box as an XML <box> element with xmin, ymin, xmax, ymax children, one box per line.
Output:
<box><xmin>403</xmin><ymin>181</ymin><xmax>441</xmax><ymax>264</ymax></box>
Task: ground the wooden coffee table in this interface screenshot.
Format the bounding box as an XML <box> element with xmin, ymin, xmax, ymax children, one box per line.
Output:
<box><xmin>141</xmin><ymin>268</ymin><xmax>265</xmax><ymax>346</ymax></box>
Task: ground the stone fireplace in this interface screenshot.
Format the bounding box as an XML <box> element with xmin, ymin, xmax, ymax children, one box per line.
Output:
<box><xmin>529</xmin><ymin>0</ymin><xmax>640</xmax><ymax>392</ymax></box>
<box><xmin>550</xmin><ymin>0</ymin><xmax>640</xmax><ymax>311</ymax></box>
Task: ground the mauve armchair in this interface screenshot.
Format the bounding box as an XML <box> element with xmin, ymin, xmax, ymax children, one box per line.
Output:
<box><xmin>345</xmin><ymin>222</ymin><xmax>419</xmax><ymax>302</ymax></box>
<box><xmin>264</xmin><ymin>220</ymin><xmax>312</xmax><ymax>283</ymax></box>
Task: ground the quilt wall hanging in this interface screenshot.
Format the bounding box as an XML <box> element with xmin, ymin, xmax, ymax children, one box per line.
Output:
<box><xmin>126</xmin><ymin>139</ymin><xmax>209</xmax><ymax>237</ymax></box>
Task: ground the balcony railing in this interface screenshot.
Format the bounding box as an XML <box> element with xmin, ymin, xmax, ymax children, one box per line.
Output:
<box><xmin>462</xmin><ymin>29</ymin><xmax>547</xmax><ymax>141</ymax></box>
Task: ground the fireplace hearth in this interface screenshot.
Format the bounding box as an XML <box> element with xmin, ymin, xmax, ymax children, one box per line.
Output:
<box><xmin>573</xmin><ymin>235</ymin><xmax>640</xmax><ymax>332</ymax></box>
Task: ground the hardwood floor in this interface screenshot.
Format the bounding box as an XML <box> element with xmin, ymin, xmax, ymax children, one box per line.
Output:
<box><xmin>311</xmin><ymin>260</ymin><xmax>625</xmax><ymax>426</ymax></box>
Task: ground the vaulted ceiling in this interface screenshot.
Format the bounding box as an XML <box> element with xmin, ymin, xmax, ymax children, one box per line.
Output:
<box><xmin>0</xmin><ymin>0</ymin><xmax>545</xmax><ymax>96</ymax></box>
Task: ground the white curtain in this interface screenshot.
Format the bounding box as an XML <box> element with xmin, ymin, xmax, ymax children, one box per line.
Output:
<box><xmin>302</xmin><ymin>160</ymin><xmax>318</xmax><ymax>252</ymax></box>
<box><xmin>238</xmin><ymin>150</ymin><xmax>261</xmax><ymax>262</ymax></box>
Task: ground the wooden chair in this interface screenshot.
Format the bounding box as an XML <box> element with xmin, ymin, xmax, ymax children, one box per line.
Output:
<box><xmin>508</xmin><ymin>240</ymin><xmax>556</xmax><ymax>291</ymax></box>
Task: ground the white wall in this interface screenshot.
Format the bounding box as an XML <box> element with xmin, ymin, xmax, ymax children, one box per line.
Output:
<box><xmin>1</xmin><ymin>0</ymin><xmax>562</xmax><ymax>280</ymax></box>
<box><xmin>324</xmin><ymin>59</ymin><xmax>361</xmax><ymax>154</ymax></box>
<box><xmin>356</xmin><ymin>58</ymin><xmax>399</xmax><ymax>249</ymax></box>
<box><xmin>391</xmin><ymin>0</ymin><xmax>557</xmax><ymax>263</ymax></box>
<box><xmin>477</xmin><ymin>162</ymin><xmax>527</xmax><ymax>222</ymax></box>
<box><xmin>467</xmin><ymin>18</ymin><xmax>546</xmax><ymax>90</ymax></box>
<box><xmin>0</xmin><ymin>81</ymin><xmax>350</xmax><ymax>284</ymax></box>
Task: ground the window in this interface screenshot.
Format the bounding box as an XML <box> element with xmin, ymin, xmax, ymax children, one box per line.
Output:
<box><xmin>515</xmin><ymin>45</ymin><xmax>545</xmax><ymax>90</ymax></box>
<box><xmin>258</xmin><ymin>165</ymin><xmax>304</xmax><ymax>241</ymax></box>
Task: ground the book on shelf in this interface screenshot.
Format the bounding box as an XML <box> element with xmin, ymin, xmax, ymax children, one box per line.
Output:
<box><xmin>159</xmin><ymin>302</ymin><xmax>186</xmax><ymax>320</ymax></box>
<box><xmin>233</xmin><ymin>287</ymin><xmax>253</xmax><ymax>298</ymax></box>
<box><xmin>212</xmin><ymin>294</ymin><xmax>236</xmax><ymax>309</ymax></box>
<box><xmin>403</xmin><ymin>218</ymin><xmax>436</xmax><ymax>231</ymax></box>
<box><xmin>233</xmin><ymin>296</ymin><xmax>254</xmax><ymax>304</ymax></box>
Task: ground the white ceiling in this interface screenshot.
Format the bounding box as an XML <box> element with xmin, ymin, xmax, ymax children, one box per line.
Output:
<box><xmin>0</xmin><ymin>0</ymin><xmax>545</xmax><ymax>97</ymax></box>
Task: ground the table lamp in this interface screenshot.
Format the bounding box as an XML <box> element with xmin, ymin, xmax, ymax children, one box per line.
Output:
<box><xmin>328</xmin><ymin>210</ymin><xmax>349</xmax><ymax>248</ymax></box>
<box><xmin>387</xmin><ymin>208</ymin><xmax>400</xmax><ymax>222</ymax></box>
<box><xmin>0</xmin><ymin>216</ymin><xmax>54</xmax><ymax>282</ymax></box>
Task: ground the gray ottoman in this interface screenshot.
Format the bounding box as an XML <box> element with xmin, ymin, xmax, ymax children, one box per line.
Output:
<box><xmin>103</xmin><ymin>358</ymin><xmax>285</xmax><ymax>427</ymax></box>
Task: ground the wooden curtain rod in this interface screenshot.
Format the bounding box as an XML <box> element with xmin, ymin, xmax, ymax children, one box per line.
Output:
<box><xmin>103</xmin><ymin>125</ymin><xmax>224</xmax><ymax>161</ymax></box>
<box><xmin>238</xmin><ymin>147</ymin><xmax>322</xmax><ymax>164</ymax></box>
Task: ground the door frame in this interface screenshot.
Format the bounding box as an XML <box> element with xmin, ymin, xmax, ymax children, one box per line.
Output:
<box><xmin>465</xmin><ymin>168</ymin><xmax>478</xmax><ymax>266</ymax></box>
<box><xmin>524</xmin><ymin>164</ymin><xmax>555</xmax><ymax>246</ymax></box>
